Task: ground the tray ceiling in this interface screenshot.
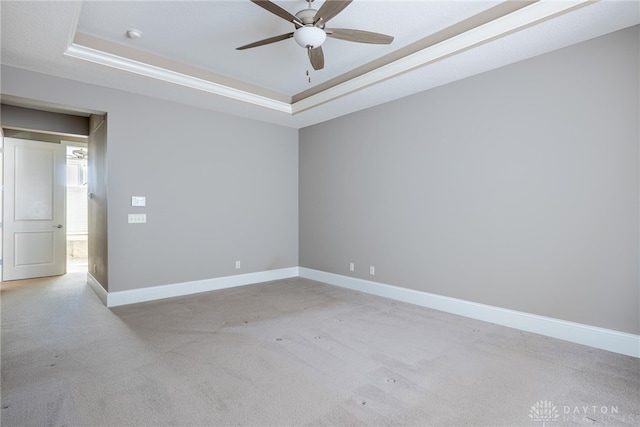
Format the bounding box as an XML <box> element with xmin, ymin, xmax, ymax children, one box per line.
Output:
<box><xmin>1</xmin><ymin>1</ymin><xmax>638</xmax><ymax>128</ymax></box>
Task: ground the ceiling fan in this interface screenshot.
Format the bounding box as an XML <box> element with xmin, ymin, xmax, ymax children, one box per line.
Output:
<box><xmin>236</xmin><ymin>0</ymin><xmax>394</xmax><ymax>71</ymax></box>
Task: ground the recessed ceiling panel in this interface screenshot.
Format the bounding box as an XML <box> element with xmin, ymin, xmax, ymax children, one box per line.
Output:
<box><xmin>76</xmin><ymin>1</ymin><xmax>502</xmax><ymax>95</ymax></box>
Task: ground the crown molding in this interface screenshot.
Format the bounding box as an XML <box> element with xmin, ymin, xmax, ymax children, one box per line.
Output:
<box><xmin>291</xmin><ymin>0</ymin><xmax>594</xmax><ymax>114</ymax></box>
<box><xmin>64</xmin><ymin>0</ymin><xmax>594</xmax><ymax>116</ymax></box>
<box><xmin>64</xmin><ymin>42</ymin><xmax>293</xmax><ymax>114</ymax></box>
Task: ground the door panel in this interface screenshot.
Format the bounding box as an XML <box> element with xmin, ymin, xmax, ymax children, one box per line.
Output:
<box><xmin>3</xmin><ymin>137</ymin><xmax>66</xmax><ymax>281</ymax></box>
<box><xmin>15</xmin><ymin>231</ymin><xmax>56</xmax><ymax>265</ymax></box>
<box><xmin>15</xmin><ymin>146</ymin><xmax>55</xmax><ymax>220</ymax></box>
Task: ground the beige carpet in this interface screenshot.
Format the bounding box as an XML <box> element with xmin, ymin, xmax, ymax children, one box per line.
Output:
<box><xmin>1</xmin><ymin>272</ymin><xmax>638</xmax><ymax>426</ymax></box>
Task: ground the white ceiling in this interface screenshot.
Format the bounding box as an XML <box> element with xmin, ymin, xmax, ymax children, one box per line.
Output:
<box><xmin>1</xmin><ymin>1</ymin><xmax>639</xmax><ymax>129</ymax></box>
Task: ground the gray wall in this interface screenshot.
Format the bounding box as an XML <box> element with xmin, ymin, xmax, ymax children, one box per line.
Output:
<box><xmin>1</xmin><ymin>67</ymin><xmax>299</xmax><ymax>292</ymax></box>
<box><xmin>300</xmin><ymin>26</ymin><xmax>639</xmax><ymax>334</ymax></box>
<box><xmin>88</xmin><ymin>114</ymin><xmax>109</xmax><ymax>289</ymax></box>
<box><xmin>1</xmin><ymin>104</ymin><xmax>89</xmax><ymax>136</ymax></box>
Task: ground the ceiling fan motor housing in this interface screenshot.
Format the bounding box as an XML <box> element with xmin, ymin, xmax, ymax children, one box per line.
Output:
<box><xmin>295</xmin><ymin>8</ymin><xmax>318</xmax><ymax>25</ymax></box>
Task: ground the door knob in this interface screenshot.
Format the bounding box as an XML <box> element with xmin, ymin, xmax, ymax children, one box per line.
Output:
<box><xmin>54</xmin><ymin>224</ymin><xmax>63</xmax><ymax>229</ymax></box>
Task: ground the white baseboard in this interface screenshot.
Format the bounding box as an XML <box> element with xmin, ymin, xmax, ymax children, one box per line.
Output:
<box><xmin>298</xmin><ymin>268</ymin><xmax>640</xmax><ymax>358</ymax></box>
<box><xmin>87</xmin><ymin>272</ymin><xmax>108</xmax><ymax>305</ymax></box>
<box><xmin>87</xmin><ymin>265</ymin><xmax>638</xmax><ymax>357</ymax></box>
<box><xmin>105</xmin><ymin>267</ymin><xmax>299</xmax><ymax>308</ymax></box>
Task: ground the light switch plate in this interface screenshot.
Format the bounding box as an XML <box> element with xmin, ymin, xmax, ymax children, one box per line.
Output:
<box><xmin>128</xmin><ymin>213</ymin><xmax>147</xmax><ymax>223</ymax></box>
<box><xmin>131</xmin><ymin>196</ymin><xmax>146</xmax><ymax>207</ymax></box>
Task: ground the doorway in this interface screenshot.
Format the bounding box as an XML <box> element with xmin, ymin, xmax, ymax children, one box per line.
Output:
<box><xmin>1</xmin><ymin>102</ymin><xmax>106</xmax><ymax>286</ymax></box>
<box><xmin>66</xmin><ymin>144</ymin><xmax>88</xmax><ymax>273</ymax></box>
<box><xmin>1</xmin><ymin>133</ymin><xmax>88</xmax><ymax>281</ymax></box>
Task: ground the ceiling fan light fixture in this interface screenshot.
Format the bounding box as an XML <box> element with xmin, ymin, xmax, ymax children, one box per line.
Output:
<box><xmin>294</xmin><ymin>26</ymin><xmax>326</xmax><ymax>48</ymax></box>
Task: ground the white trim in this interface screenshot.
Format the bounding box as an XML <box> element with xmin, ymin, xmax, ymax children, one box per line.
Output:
<box><xmin>87</xmin><ymin>272</ymin><xmax>108</xmax><ymax>305</ymax></box>
<box><xmin>88</xmin><ymin>265</ymin><xmax>639</xmax><ymax>357</ymax></box>
<box><xmin>61</xmin><ymin>0</ymin><xmax>592</xmax><ymax>116</ymax></box>
<box><xmin>292</xmin><ymin>0</ymin><xmax>592</xmax><ymax>113</ymax></box>
<box><xmin>64</xmin><ymin>44</ymin><xmax>293</xmax><ymax>114</ymax></box>
<box><xmin>298</xmin><ymin>268</ymin><xmax>640</xmax><ymax>358</ymax></box>
<box><xmin>105</xmin><ymin>267</ymin><xmax>299</xmax><ymax>308</ymax></box>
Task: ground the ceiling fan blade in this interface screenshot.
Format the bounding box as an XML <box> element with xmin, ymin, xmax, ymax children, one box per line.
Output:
<box><xmin>314</xmin><ymin>0</ymin><xmax>352</xmax><ymax>26</ymax></box>
<box><xmin>325</xmin><ymin>28</ymin><xmax>394</xmax><ymax>44</ymax></box>
<box><xmin>308</xmin><ymin>46</ymin><xmax>325</xmax><ymax>71</ymax></box>
<box><xmin>236</xmin><ymin>32</ymin><xmax>294</xmax><ymax>50</ymax></box>
<box><xmin>250</xmin><ymin>0</ymin><xmax>303</xmax><ymax>26</ymax></box>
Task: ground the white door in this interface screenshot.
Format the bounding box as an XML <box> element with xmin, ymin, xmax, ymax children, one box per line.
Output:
<box><xmin>3</xmin><ymin>137</ymin><xmax>66</xmax><ymax>281</ymax></box>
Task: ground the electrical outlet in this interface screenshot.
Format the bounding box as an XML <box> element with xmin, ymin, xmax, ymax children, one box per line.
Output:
<box><xmin>349</xmin><ymin>262</ymin><xmax>355</xmax><ymax>272</ymax></box>
<box><xmin>93</xmin><ymin>264</ymin><xmax>97</xmax><ymax>274</ymax></box>
<box><xmin>235</xmin><ymin>260</ymin><xmax>241</xmax><ymax>269</ymax></box>
<box><xmin>128</xmin><ymin>213</ymin><xmax>147</xmax><ymax>223</ymax></box>
<box><xmin>369</xmin><ymin>266</ymin><xmax>375</xmax><ymax>275</ymax></box>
